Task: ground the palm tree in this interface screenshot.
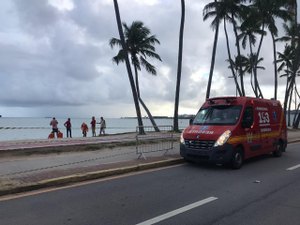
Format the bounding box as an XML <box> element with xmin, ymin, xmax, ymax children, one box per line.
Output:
<box><xmin>227</xmin><ymin>0</ymin><xmax>248</xmax><ymax>96</ymax></box>
<box><xmin>277</xmin><ymin>45</ymin><xmax>294</xmax><ymax>125</ymax></box>
<box><xmin>110</xmin><ymin>21</ymin><xmax>162</xmax><ymax>132</ymax></box>
<box><xmin>276</xmin><ymin>16</ymin><xmax>300</xmax><ymax>127</ymax></box>
<box><xmin>203</xmin><ymin>0</ymin><xmax>246</xmax><ymax>98</ymax></box>
<box><xmin>173</xmin><ymin>0</ymin><xmax>185</xmax><ymax>132</ymax></box>
<box><xmin>223</xmin><ymin>16</ymin><xmax>242</xmax><ymax>96</ymax></box>
<box><xmin>239</xmin><ymin>19</ymin><xmax>266</xmax><ymax>97</ymax></box>
<box><xmin>249</xmin><ymin>0</ymin><xmax>291</xmax><ymax>100</ymax></box>
<box><xmin>112</xmin><ymin>0</ymin><xmax>144</xmax><ymax>134</ymax></box>
<box><xmin>244</xmin><ymin>54</ymin><xmax>265</xmax><ymax>97</ymax></box>
<box><xmin>203</xmin><ymin>0</ymin><xmax>221</xmax><ymax>99</ymax></box>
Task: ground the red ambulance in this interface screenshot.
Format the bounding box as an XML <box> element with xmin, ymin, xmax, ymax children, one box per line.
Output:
<box><xmin>180</xmin><ymin>97</ymin><xmax>287</xmax><ymax>169</ymax></box>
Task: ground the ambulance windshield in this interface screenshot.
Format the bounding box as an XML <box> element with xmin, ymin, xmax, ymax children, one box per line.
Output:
<box><xmin>193</xmin><ymin>105</ymin><xmax>242</xmax><ymax>125</ymax></box>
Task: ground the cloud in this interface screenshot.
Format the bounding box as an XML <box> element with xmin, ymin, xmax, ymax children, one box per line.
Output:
<box><xmin>0</xmin><ymin>0</ymin><xmax>295</xmax><ymax>118</ymax></box>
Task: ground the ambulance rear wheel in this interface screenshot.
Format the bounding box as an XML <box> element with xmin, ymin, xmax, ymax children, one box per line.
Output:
<box><xmin>273</xmin><ymin>141</ymin><xmax>283</xmax><ymax>157</ymax></box>
<box><xmin>231</xmin><ymin>148</ymin><xmax>243</xmax><ymax>169</ymax></box>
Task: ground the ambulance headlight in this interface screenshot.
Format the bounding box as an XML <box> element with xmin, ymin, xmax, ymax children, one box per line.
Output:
<box><xmin>180</xmin><ymin>132</ymin><xmax>185</xmax><ymax>144</ymax></box>
<box><xmin>214</xmin><ymin>130</ymin><xmax>231</xmax><ymax>147</ymax></box>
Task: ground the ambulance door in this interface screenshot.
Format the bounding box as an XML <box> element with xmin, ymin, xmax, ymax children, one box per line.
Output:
<box><xmin>241</xmin><ymin>106</ymin><xmax>262</xmax><ymax>158</ymax></box>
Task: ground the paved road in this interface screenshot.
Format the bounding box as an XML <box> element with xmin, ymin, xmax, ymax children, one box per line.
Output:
<box><xmin>0</xmin><ymin>129</ymin><xmax>299</xmax><ymax>196</ymax></box>
<box><xmin>1</xmin><ymin>143</ymin><xmax>300</xmax><ymax>225</ymax></box>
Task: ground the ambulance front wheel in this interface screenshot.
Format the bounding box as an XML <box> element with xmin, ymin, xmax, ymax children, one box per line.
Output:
<box><xmin>231</xmin><ymin>148</ymin><xmax>244</xmax><ymax>169</ymax></box>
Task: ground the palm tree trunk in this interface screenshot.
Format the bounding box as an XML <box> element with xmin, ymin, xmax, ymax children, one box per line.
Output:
<box><xmin>138</xmin><ymin>97</ymin><xmax>160</xmax><ymax>132</ymax></box>
<box><xmin>224</xmin><ymin>18</ymin><xmax>242</xmax><ymax>96</ymax></box>
<box><xmin>206</xmin><ymin>2</ymin><xmax>219</xmax><ymax>100</ymax></box>
<box><xmin>253</xmin><ymin>24</ymin><xmax>265</xmax><ymax>98</ymax></box>
<box><xmin>284</xmin><ymin>73</ymin><xmax>295</xmax><ymax>116</ymax></box>
<box><xmin>232</xmin><ymin>12</ymin><xmax>245</xmax><ymax>96</ymax></box>
<box><xmin>174</xmin><ymin>0</ymin><xmax>185</xmax><ymax>132</ymax></box>
<box><xmin>250</xmin><ymin>72</ymin><xmax>256</xmax><ymax>96</ymax></box>
<box><xmin>249</xmin><ymin>44</ymin><xmax>258</xmax><ymax>97</ymax></box>
<box><xmin>112</xmin><ymin>0</ymin><xmax>145</xmax><ymax>134</ymax></box>
<box><xmin>134</xmin><ymin>65</ymin><xmax>160</xmax><ymax>132</ymax></box>
<box><xmin>271</xmin><ymin>33</ymin><xmax>279</xmax><ymax>100</ymax></box>
<box><xmin>288</xmin><ymin>86</ymin><xmax>294</xmax><ymax>126</ymax></box>
<box><xmin>293</xmin><ymin>106</ymin><xmax>300</xmax><ymax>128</ymax></box>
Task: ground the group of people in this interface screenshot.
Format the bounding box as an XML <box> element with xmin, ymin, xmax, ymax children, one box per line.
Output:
<box><xmin>49</xmin><ymin>116</ymin><xmax>106</xmax><ymax>138</ymax></box>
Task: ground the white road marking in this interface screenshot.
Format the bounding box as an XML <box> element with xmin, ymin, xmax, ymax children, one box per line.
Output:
<box><xmin>136</xmin><ymin>196</ymin><xmax>218</xmax><ymax>225</ymax></box>
<box><xmin>287</xmin><ymin>164</ymin><xmax>300</xmax><ymax>171</ymax></box>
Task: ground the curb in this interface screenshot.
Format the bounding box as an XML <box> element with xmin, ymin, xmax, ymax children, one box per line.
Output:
<box><xmin>0</xmin><ymin>158</ymin><xmax>184</xmax><ymax>197</ymax></box>
<box><xmin>288</xmin><ymin>140</ymin><xmax>300</xmax><ymax>144</ymax></box>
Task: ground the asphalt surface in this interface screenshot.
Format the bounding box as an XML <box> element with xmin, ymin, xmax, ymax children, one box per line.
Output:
<box><xmin>1</xmin><ymin>143</ymin><xmax>300</xmax><ymax>225</ymax></box>
<box><xmin>0</xmin><ymin>130</ymin><xmax>299</xmax><ymax>196</ymax></box>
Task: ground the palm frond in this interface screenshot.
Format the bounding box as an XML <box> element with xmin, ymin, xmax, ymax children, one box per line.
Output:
<box><xmin>140</xmin><ymin>57</ymin><xmax>157</xmax><ymax>75</ymax></box>
<box><xmin>109</xmin><ymin>38</ymin><xmax>122</xmax><ymax>48</ymax></box>
<box><xmin>112</xmin><ymin>49</ymin><xmax>127</xmax><ymax>65</ymax></box>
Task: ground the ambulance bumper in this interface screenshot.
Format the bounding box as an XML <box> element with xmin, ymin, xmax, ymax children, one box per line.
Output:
<box><xmin>180</xmin><ymin>143</ymin><xmax>234</xmax><ymax>165</ymax></box>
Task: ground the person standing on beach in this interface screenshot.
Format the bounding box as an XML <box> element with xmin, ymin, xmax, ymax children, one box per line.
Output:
<box><xmin>99</xmin><ymin>117</ymin><xmax>106</xmax><ymax>136</ymax></box>
<box><xmin>81</xmin><ymin>122</ymin><xmax>89</xmax><ymax>137</ymax></box>
<box><xmin>50</xmin><ymin>117</ymin><xmax>59</xmax><ymax>138</ymax></box>
<box><xmin>90</xmin><ymin>116</ymin><xmax>96</xmax><ymax>137</ymax></box>
<box><xmin>64</xmin><ymin>118</ymin><xmax>72</xmax><ymax>138</ymax></box>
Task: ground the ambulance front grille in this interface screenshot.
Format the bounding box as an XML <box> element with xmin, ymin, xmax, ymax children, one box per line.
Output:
<box><xmin>184</xmin><ymin>140</ymin><xmax>215</xmax><ymax>150</ymax></box>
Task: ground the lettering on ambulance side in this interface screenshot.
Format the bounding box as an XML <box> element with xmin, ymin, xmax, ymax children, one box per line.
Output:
<box><xmin>188</xmin><ymin>126</ymin><xmax>214</xmax><ymax>135</ymax></box>
<box><xmin>256</xmin><ymin>106</ymin><xmax>271</xmax><ymax>132</ymax></box>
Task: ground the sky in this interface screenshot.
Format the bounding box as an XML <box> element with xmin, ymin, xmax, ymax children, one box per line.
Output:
<box><xmin>0</xmin><ymin>0</ymin><xmax>299</xmax><ymax>118</ymax></box>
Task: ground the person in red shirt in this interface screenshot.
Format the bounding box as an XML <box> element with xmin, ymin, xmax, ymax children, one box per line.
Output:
<box><xmin>64</xmin><ymin>118</ymin><xmax>72</xmax><ymax>138</ymax></box>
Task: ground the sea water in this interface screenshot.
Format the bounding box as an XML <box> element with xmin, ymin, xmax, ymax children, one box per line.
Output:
<box><xmin>0</xmin><ymin>117</ymin><xmax>189</xmax><ymax>141</ymax></box>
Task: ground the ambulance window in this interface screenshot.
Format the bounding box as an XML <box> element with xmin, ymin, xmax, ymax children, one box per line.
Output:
<box><xmin>242</xmin><ymin>107</ymin><xmax>253</xmax><ymax>128</ymax></box>
<box><xmin>193</xmin><ymin>105</ymin><xmax>241</xmax><ymax>125</ymax></box>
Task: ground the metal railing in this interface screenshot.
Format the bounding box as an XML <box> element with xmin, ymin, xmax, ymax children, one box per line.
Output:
<box><xmin>136</xmin><ymin>125</ymin><xmax>175</xmax><ymax>159</ymax></box>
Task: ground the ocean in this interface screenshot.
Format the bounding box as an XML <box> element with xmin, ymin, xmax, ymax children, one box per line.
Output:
<box><xmin>0</xmin><ymin>117</ymin><xmax>190</xmax><ymax>141</ymax></box>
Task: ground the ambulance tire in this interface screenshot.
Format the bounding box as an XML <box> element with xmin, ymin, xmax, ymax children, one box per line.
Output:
<box><xmin>231</xmin><ymin>148</ymin><xmax>244</xmax><ymax>169</ymax></box>
<box><xmin>273</xmin><ymin>141</ymin><xmax>283</xmax><ymax>157</ymax></box>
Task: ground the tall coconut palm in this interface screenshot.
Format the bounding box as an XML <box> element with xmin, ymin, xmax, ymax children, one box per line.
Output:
<box><xmin>277</xmin><ymin>21</ymin><xmax>300</xmax><ymax>124</ymax></box>
<box><xmin>223</xmin><ymin>16</ymin><xmax>242</xmax><ymax>96</ymax></box>
<box><xmin>203</xmin><ymin>0</ymin><xmax>220</xmax><ymax>99</ymax></box>
<box><xmin>112</xmin><ymin>0</ymin><xmax>144</xmax><ymax>134</ymax></box>
<box><xmin>174</xmin><ymin>0</ymin><xmax>185</xmax><ymax>132</ymax></box>
<box><xmin>239</xmin><ymin>19</ymin><xmax>266</xmax><ymax>97</ymax></box>
<box><xmin>110</xmin><ymin>21</ymin><xmax>162</xmax><ymax>132</ymax></box>
<box><xmin>203</xmin><ymin>0</ymin><xmax>245</xmax><ymax>98</ymax></box>
<box><xmin>277</xmin><ymin>44</ymin><xmax>294</xmax><ymax>125</ymax></box>
<box><xmin>226</xmin><ymin>54</ymin><xmax>264</xmax><ymax>97</ymax></box>
<box><xmin>249</xmin><ymin>0</ymin><xmax>291</xmax><ymax>100</ymax></box>
<box><xmin>226</xmin><ymin>0</ymin><xmax>248</xmax><ymax>96</ymax></box>
<box><xmin>244</xmin><ymin>54</ymin><xmax>265</xmax><ymax>97</ymax></box>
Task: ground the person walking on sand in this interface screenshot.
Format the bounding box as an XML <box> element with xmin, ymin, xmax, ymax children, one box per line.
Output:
<box><xmin>90</xmin><ymin>116</ymin><xmax>96</xmax><ymax>137</ymax></box>
<box><xmin>50</xmin><ymin>117</ymin><xmax>59</xmax><ymax>138</ymax></box>
<box><xmin>81</xmin><ymin>122</ymin><xmax>89</xmax><ymax>137</ymax></box>
<box><xmin>99</xmin><ymin>117</ymin><xmax>106</xmax><ymax>136</ymax></box>
<box><xmin>64</xmin><ymin>118</ymin><xmax>72</xmax><ymax>138</ymax></box>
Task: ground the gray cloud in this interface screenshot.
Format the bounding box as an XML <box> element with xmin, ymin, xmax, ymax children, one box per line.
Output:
<box><xmin>0</xmin><ymin>0</ymin><xmax>296</xmax><ymax>118</ymax></box>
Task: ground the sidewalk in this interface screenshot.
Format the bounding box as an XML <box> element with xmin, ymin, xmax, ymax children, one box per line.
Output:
<box><xmin>0</xmin><ymin>130</ymin><xmax>299</xmax><ymax>196</ymax></box>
